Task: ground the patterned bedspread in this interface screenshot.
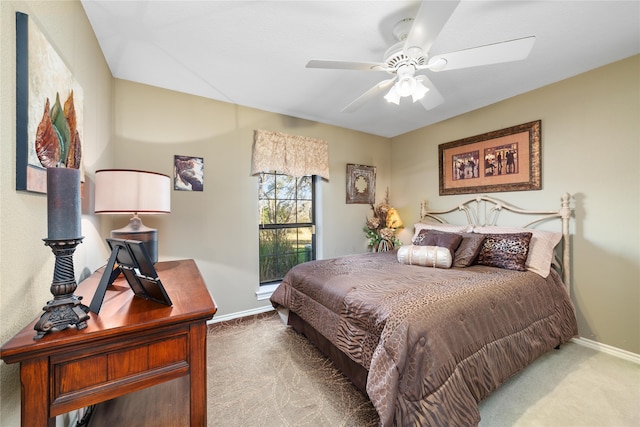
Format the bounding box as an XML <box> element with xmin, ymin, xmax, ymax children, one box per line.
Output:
<box><xmin>270</xmin><ymin>251</ymin><xmax>578</xmax><ymax>426</ymax></box>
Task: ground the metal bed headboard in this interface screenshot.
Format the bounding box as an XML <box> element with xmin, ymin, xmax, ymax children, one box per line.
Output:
<box><xmin>419</xmin><ymin>193</ymin><xmax>573</xmax><ymax>291</ymax></box>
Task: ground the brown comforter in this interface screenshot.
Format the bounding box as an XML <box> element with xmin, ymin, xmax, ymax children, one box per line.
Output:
<box><xmin>270</xmin><ymin>251</ymin><xmax>578</xmax><ymax>426</ymax></box>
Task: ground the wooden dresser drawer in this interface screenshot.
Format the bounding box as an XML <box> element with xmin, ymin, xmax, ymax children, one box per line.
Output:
<box><xmin>51</xmin><ymin>331</ymin><xmax>189</xmax><ymax>412</ymax></box>
<box><xmin>56</xmin><ymin>355</ymin><xmax>108</xmax><ymax>394</ymax></box>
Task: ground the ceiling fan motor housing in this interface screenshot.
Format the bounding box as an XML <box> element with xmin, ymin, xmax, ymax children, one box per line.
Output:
<box><xmin>384</xmin><ymin>42</ymin><xmax>426</xmax><ymax>74</ymax></box>
<box><xmin>384</xmin><ymin>18</ymin><xmax>427</xmax><ymax>74</ymax></box>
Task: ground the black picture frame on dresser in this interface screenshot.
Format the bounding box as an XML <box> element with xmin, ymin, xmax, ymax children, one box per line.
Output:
<box><xmin>89</xmin><ymin>238</ymin><xmax>172</xmax><ymax>314</ymax></box>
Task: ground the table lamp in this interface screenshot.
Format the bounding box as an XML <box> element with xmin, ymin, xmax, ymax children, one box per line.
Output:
<box><xmin>386</xmin><ymin>208</ymin><xmax>404</xmax><ymax>229</ymax></box>
<box><xmin>94</xmin><ymin>169</ymin><xmax>171</xmax><ymax>263</ymax></box>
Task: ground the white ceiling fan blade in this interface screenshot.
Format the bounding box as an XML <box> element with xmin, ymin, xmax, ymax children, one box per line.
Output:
<box><xmin>341</xmin><ymin>78</ymin><xmax>397</xmax><ymax>113</ymax></box>
<box><xmin>415</xmin><ymin>75</ymin><xmax>444</xmax><ymax>110</ymax></box>
<box><xmin>306</xmin><ymin>59</ymin><xmax>388</xmax><ymax>72</ymax></box>
<box><xmin>428</xmin><ymin>36</ymin><xmax>536</xmax><ymax>72</ymax></box>
<box><xmin>403</xmin><ymin>0</ymin><xmax>461</xmax><ymax>58</ymax></box>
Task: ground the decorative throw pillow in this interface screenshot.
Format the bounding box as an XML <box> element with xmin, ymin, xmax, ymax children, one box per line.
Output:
<box><xmin>412</xmin><ymin>229</ymin><xmax>463</xmax><ymax>258</ymax></box>
<box><xmin>452</xmin><ymin>233</ymin><xmax>487</xmax><ymax>268</ymax></box>
<box><xmin>473</xmin><ymin>226</ymin><xmax>562</xmax><ymax>277</ymax></box>
<box><xmin>397</xmin><ymin>245</ymin><xmax>453</xmax><ymax>269</ymax></box>
<box><xmin>475</xmin><ymin>232</ymin><xmax>532</xmax><ymax>271</ymax></box>
<box><xmin>412</xmin><ymin>223</ymin><xmax>472</xmax><ymax>244</ymax></box>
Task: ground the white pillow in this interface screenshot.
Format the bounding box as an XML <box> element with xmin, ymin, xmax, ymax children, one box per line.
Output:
<box><xmin>412</xmin><ymin>223</ymin><xmax>473</xmax><ymax>244</ymax></box>
<box><xmin>397</xmin><ymin>245</ymin><xmax>453</xmax><ymax>269</ymax></box>
<box><xmin>472</xmin><ymin>226</ymin><xmax>562</xmax><ymax>277</ymax></box>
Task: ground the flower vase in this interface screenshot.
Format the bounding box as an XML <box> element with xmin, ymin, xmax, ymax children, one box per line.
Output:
<box><xmin>375</xmin><ymin>239</ymin><xmax>392</xmax><ymax>252</ymax></box>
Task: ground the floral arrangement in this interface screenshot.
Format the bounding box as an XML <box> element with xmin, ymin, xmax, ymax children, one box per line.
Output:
<box><xmin>364</xmin><ymin>192</ymin><xmax>403</xmax><ymax>252</ymax></box>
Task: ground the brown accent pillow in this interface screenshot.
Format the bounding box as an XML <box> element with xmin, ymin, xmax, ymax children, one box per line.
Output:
<box><xmin>453</xmin><ymin>233</ymin><xmax>486</xmax><ymax>267</ymax></box>
<box><xmin>413</xmin><ymin>229</ymin><xmax>463</xmax><ymax>259</ymax></box>
<box><xmin>475</xmin><ymin>232</ymin><xmax>532</xmax><ymax>271</ymax></box>
<box><xmin>473</xmin><ymin>226</ymin><xmax>563</xmax><ymax>277</ymax></box>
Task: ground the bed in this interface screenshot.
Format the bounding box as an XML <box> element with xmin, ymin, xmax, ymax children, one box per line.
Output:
<box><xmin>270</xmin><ymin>194</ymin><xmax>578</xmax><ymax>426</ymax></box>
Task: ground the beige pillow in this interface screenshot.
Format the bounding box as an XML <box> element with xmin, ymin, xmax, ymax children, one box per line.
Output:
<box><xmin>472</xmin><ymin>226</ymin><xmax>562</xmax><ymax>277</ymax></box>
<box><xmin>397</xmin><ymin>245</ymin><xmax>453</xmax><ymax>269</ymax></box>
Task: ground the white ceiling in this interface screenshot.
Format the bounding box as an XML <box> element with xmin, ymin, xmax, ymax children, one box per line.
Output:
<box><xmin>80</xmin><ymin>1</ymin><xmax>640</xmax><ymax>138</ymax></box>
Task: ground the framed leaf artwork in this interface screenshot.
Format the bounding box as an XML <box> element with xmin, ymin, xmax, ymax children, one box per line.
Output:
<box><xmin>16</xmin><ymin>12</ymin><xmax>84</xmax><ymax>193</ymax></box>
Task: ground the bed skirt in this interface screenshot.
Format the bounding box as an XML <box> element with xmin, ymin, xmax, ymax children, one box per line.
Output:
<box><xmin>288</xmin><ymin>311</ymin><xmax>369</xmax><ymax>394</ymax></box>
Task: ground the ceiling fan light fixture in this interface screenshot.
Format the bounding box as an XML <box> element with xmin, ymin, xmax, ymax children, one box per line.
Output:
<box><xmin>396</xmin><ymin>74</ymin><xmax>417</xmax><ymax>97</ymax></box>
<box><xmin>411</xmin><ymin>80</ymin><xmax>429</xmax><ymax>102</ymax></box>
<box><xmin>386</xmin><ymin>74</ymin><xmax>429</xmax><ymax>105</ymax></box>
<box><xmin>384</xmin><ymin>85</ymin><xmax>401</xmax><ymax>105</ymax></box>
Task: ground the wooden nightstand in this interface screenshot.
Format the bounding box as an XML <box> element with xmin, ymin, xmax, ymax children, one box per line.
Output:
<box><xmin>1</xmin><ymin>259</ymin><xmax>217</xmax><ymax>427</ymax></box>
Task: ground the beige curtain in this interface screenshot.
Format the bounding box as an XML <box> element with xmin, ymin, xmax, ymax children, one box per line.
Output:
<box><xmin>251</xmin><ymin>130</ymin><xmax>330</xmax><ymax>180</ymax></box>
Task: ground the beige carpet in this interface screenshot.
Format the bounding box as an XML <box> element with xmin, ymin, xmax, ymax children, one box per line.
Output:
<box><xmin>207</xmin><ymin>311</ymin><xmax>640</xmax><ymax>427</ymax></box>
<box><xmin>207</xmin><ymin>311</ymin><xmax>378</xmax><ymax>426</ymax></box>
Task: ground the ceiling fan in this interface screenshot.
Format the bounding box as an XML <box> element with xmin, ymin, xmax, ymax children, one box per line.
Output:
<box><xmin>306</xmin><ymin>1</ymin><xmax>535</xmax><ymax>113</ymax></box>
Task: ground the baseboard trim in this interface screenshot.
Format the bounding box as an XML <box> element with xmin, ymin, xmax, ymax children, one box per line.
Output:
<box><xmin>572</xmin><ymin>337</ymin><xmax>640</xmax><ymax>365</ymax></box>
<box><xmin>208</xmin><ymin>305</ymin><xmax>275</xmax><ymax>324</ymax></box>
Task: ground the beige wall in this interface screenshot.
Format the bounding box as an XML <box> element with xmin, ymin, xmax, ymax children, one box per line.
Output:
<box><xmin>111</xmin><ymin>79</ymin><xmax>391</xmax><ymax>316</ymax></box>
<box><xmin>391</xmin><ymin>55</ymin><xmax>640</xmax><ymax>355</ymax></box>
<box><xmin>0</xmin><ymin>1</ymin><xmax>114</xmax><ymax>425</ymax></box>
<box><xmin>0</xmin><ymin>2</ymin><xmax>389</xmax><ymax>422</ymax></box>
<box><xmin>1</xmin><ymin>0</ymin><xmax>637</xmax><ymax>424</ymax></box>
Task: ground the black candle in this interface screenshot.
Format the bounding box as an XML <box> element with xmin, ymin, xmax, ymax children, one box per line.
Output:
<box><xmin>47</xmin><ymin>167</ymin><xmax>82</xmax><ymax>240</ymax></box>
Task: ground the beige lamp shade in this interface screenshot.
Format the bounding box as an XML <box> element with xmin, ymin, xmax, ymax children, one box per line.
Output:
<box><xmin>386</xmin><ymin>208</ymin><xmax>404</xmax><ymax>229</ymax></box>
<box><xmin>95</xmin><ymin>169</ymin><xmax>171</xmax><ymax>214</ymax></box>
<box><xmin>94</xmin><ymin>169</ymin><xmax>170</xmax><ymax>263</ymax></box>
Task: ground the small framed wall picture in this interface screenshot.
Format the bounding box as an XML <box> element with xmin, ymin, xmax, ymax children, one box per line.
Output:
<box><xmin>174</xmin><ymin>155</ymin><xmax>204</xmax><ymax>191</ymax></box>
<box><xmin>346</xmin><ymin>164</ymin><xmax>376</xmax><ymax>204</ymax></box>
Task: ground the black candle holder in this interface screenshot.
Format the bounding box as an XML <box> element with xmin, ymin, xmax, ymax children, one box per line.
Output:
<box><xmin>33</xmin><ymin>238</ymin><xmax>90</xmax><ymax>340</ymax></box>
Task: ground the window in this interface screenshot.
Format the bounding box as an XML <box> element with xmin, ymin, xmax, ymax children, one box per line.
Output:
<box><xmin>258</xmin><ymin>172</ymin><xmax>315</xmax><ymax>284</ymax></box>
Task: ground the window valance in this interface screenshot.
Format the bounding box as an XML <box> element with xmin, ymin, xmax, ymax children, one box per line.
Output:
<box><xmin>251</xmin><ymin>130</ymin><xmax>330</xmax><ymax>180</ymax></box>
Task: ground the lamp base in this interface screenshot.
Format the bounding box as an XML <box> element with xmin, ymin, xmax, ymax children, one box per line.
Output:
<box><xmin>111</xmin><ymin>217</ymin><xmax>158</xmax><ymax>263</ymax></box>
<box><xmin>34</xmin><ymin>238</ymin><xmax>90</xmax><ymax>340</ymax></box>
